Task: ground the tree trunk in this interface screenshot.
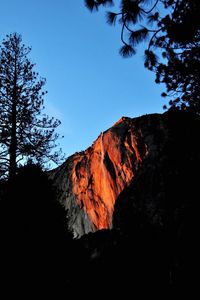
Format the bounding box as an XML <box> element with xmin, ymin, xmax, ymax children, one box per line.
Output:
<box><xmin>9</xmin><ymin>99</ymin><xmax>17</xmax><ymax>181</ymax></box>
<box><xmin>9</xmin><ymin>60</ymin><xmax>17</xmax><ymax>181</ymax></box>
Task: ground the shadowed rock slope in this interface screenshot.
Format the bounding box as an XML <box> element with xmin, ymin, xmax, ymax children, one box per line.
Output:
<box><xmin>113</xmin><ymin>111</ymin><xmax>200</xmax><ymax>233</ymax></box>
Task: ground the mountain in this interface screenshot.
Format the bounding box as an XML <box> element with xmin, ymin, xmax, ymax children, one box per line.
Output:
<box><xmin>50</xmin><ymin>111</ymin><xmax>200</xmax><ymax>238</ymax></box>
<box><xmin>74</xmin><ymin>110</ymin><xmax>199</xmax><ymax>290</ymax></box>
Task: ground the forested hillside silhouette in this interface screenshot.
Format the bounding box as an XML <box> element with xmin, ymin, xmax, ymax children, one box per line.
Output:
<box><xmin>0</xmin><ymin>163</ymin><xmax>73</xmax><ymax>296</ymax></box>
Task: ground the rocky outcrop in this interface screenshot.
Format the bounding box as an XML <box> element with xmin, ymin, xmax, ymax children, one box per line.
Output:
<box><xmin>50</xmin><ymin>113</ymin><xmax>171</xmax><ymax>237</ymax></box>
<box><xmin>113</xmin><ymin>111</ymin><xmax>200</xmax><ymax>233</ymax></box>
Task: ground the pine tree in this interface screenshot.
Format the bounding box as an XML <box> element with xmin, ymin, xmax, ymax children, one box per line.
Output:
<box><xmin>85</xmin><ymin>0</ymin><xmax>200</xmax><ymax>113</ymax></box>
<box><xmin>0</xmin><ymin>33</ymin><xmax>64</xmax><ymax>180</ymax></box>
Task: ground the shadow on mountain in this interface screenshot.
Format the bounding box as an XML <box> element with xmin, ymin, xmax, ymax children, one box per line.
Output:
<box><xmin>113</xmin><ymin>110</ymin><xmax>199</xmax><ymax>289</ymax></box>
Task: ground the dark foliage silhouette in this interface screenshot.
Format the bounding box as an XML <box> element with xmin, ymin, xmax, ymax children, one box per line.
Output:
<box><xmin>0</xmin><ymin>33</ymin><xmax>64</xmax><ymax>181</ymax></box>
<box><xmin>0</xmin><ymin>163</ymin><xmax>73</xmax><ymax>296</ymax></box>
<box><xmin>85</xmin><ymin>0</ymin><xmax>200</xmax><ymax>113</ymax></box>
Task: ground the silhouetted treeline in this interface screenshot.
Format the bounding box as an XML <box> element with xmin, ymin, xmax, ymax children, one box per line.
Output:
<box><xmin>0</xmin><ymin>163</ymin><xmax>73</xmax><ymax>296</ymax></box>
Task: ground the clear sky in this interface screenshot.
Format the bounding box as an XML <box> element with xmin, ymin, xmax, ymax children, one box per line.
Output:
<box><xmin>1</xmin><ymin>0</ymin><xmax>165</xmax><ymax>161</ymax></box>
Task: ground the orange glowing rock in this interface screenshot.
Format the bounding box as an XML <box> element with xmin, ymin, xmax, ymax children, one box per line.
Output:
<box><xmin>68</xmin><ymin>117</ymin><xmax>146</xmax><ymax>235</ymax></box>
<box><xmin>50</xmin><ymin>114</ymin><xmax>159</xmax><ymax>237</ymax></box>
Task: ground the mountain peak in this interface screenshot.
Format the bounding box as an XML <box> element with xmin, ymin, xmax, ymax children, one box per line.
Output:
<box><xmin>113</xmin><ymin>116</ymin><xmax>132</xmax><ymax>127</ymax></box>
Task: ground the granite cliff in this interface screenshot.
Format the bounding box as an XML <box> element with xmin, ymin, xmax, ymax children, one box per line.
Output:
<box><xmin>50</xmin><ymin>113</ymin><xmax>172</xmax><ymax>237</ymax></box>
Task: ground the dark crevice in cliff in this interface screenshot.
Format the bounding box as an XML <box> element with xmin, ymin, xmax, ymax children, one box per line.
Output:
<box><xmin>103</xmin><ymin>151</ymin><xmax>116</xmax><ymax>181</ymax></box>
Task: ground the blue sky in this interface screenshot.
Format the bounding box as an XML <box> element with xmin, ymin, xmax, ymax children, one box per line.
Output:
<box><xmin>1</xmin><ymin>0</ymin><xmax>165</xmax><ymax>161</ymax></box>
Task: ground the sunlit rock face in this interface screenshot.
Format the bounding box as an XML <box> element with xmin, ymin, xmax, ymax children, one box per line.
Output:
<box><xmin>51</xmin><ymin>114</ymin><xmax>165</xmax><ymax>237</ymax></box>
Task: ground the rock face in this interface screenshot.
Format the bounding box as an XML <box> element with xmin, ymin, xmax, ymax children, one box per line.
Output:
<box><xmin>50</xmin><ymin>113</ymin><xmax>169</xmax><ymax>237</ymax></box>
<box><xmin>113</xmin><ymin>111</ymin><xmax>200</xmax><ymax>234</ymax></box>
